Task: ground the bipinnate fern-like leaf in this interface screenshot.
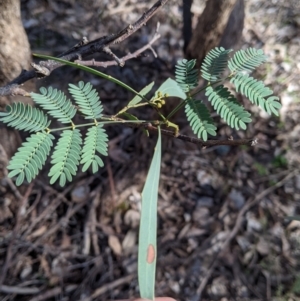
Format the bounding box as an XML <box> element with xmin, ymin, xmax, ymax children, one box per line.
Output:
<box><xmin>230</xmin><ymin>73</ymin><xmax>281</xmax><ymax>116</ymax></box>
<box><xmin>68</xmin><ymin>81</ymin><xmax>103</xmax><ymax>119</ymax></box>
<box><xmin>201</xmin><ymin>47</ymin><xmax>232</xmax><ymax>82</ymax></box>
<box><xmin>31</xmin><ymin>87</ymin><xmax>76</xmax><ymax>124</ymax></box>
<box><xmin>7</xmin><ymin>132</ymin><xmax>54</xmax><ymax>186</ymax></box>
<box><xmin>175</xmin><ymin>59</ymin><xmax>198</xmax><ymax>93</ymax></box>
<box><xmin>228</xmin><ymin>48</ymin><xmax>267</xmax><ymax>73</ymax></box>
<box><xmin>0</xmin><ymin>103</ymin><xmax>50</xmax><ymax>132</ymax></box>
<box><xmin>48</xmin><ymin>129</ymin><xmax>82</xmax><ymax>186</ymax></box>
<box><xmin>185</xmin><ymin>98</ymin><xmax>217</xmax><ymax>141</ymax></box>
<box><xmin>81</xmin><ymin>125</ymin><xmax>108</xmax><ymax>173</ymax></box>
<box><xmin>205</xmin><ymin>85</ymin><xmax>252</xmax><ymax>130</ymax></box>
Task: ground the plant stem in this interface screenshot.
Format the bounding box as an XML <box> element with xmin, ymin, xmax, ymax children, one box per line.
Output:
<box><xmin>166</xmin><ymin>78</ymin><xmax>227</xmax><ymax>120</ymax></box>
<box><xmin>33</xmin><ymin>54</ymin><xmax>150</xmax><ymax>103</ymax></box>
<box><xmin>49</xmin><ymin>119</ymin><xmax>160</xmax><ymax>132</ymax></box>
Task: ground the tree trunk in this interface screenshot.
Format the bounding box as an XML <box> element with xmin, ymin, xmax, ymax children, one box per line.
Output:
<box><xmin>185</xmin><ymin>0</ymin><xmax>244</xmax><ymax>66</ymax></box>
<box><xmin>0</xmin><ymin>0</ymin><xmax>31</xmax><ymax>158</ymax></box>
<box><xmin>182</xmin><ymin>0</ymin><xmax>193</xmax><ymax>52</ymax></box>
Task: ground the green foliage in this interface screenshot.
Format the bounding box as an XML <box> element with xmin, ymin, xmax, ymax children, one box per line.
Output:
<box><xmin>49</xmin><ymin>129</ymin><xmax>82</xmax><ymax>186</ymax></box>
<box><xmin>7</xmin><ymin>132</ymin><xmax>54</xmax><ymax>186</ymax></box>
<box><xmin>153</xmin><ymin>78</ymin><xmax>186</xmax><ymax>100</ymax></box>
<box><xmin>81</xmin><ymin>125</ymin><xmax>108</xmax><ymax>172</ymax></box>
<box><xmin>2</xmin><ymin>47</ymin><xmax>282</xmax><ymax>301</ymax></box>
<box><xmin>0</xmin><ymin>47</ymin><xmax>281</xmax><ymax>188</ymax></box>
<box><xmin>231</xmin><ymin>73</ymin><xmax>281</xmax><ymax>116</ymax></box>
<box><xmin>172</xmin><ymin>47</ymin><xmax>281</xmax><ymax>140</ymax></box>
<box><xmin>205</xmin><ymin>85</ymin><xmax>252</xmax><ymax>130</ymax></box>
<box><xmin>201</xmin><ymin>47</ymin><xmax>232</xmax><ymax>82</ymax></box>
<box><xmin>185</xmin><ymin>97</ymin><xmax>217</xmax><ymax>141</ymax></box>
<box><xmin>138</xmin><ymin>127</ymin><xmax>161</xmax><ymax>300</ymax></box>
<box><xmin>175</xmin><ymin>59</ymin><xmax>199</xmax><ymax>92</ymax></box>
<box><xmin>272</xmin><ymin>154</ymin><xmax>288</xmax><ymax>168</ymax></box>
<box><xmin>1</xmin><ymin>82</ymin><xmax>108</xmax><ymax>187</ymax></box>
<box><xmin>129</xmin><ymin>82</ymin><xmax>155</xmax><ymax>106</ymax></box>
<box><xmin>31</xmin><ymin>86</ymin><xmax>77</xmax><ymax>124</ymax></box>
<box><xmin>228</xmin><ymin>48</ymin><xmax>268</xmax><ymax>73</ymax></box>
<box><xmin>0</xmin><ymin>103</ymin><xmax>50</xmax><ymax>132</ymax></box>
<box><xmin>254</xmin><ymin>162</ymin><xmax>268</xmax><ymax>176</ymax></box>
<box><xmin>68</xmin><ymin>81</ymin><xmax>103</xmax><ymax>119</ymax></box>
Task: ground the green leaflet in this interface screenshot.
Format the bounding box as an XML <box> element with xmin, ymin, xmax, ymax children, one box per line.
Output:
<box><xmin>175</xmin><ymin>59</ymin><xmax>199</xmax><ymax>93</ymax></box>
<box><xmin>81</xmin><ymin>125</ymin><xmax>108</xmax><ymax>173</ymax></box>
<box><xmin>49</xmin><ymin>129</ymin><xmax>82</xmax><ymax>186</ymax></box>
<box><xmin>138</xmin><ymin>127</ymin><xmax>161</xmax><ymax>300</ymax></box>
<box><xmin>228</xmin><ymin>48</ymin><xmax>268</xmax><ymax>73</ymax></box>
<box><xmin>230</xmin><ymin>73</ymin><xmax>281</xmax><ymax>116</ymax></box>
<box><xmin>129</xmin><ymin>81</ymin><xmax>155</xmax><ymax>106</ymax></box>
<box><xmin>7</xmin><ymin>132</ymin><xmax>54</xmax><ymax>186</ymax></box>
<box><xmin>0</xmin><ymin>102</ymin><xmax>50</xmax><ymax>132</ymax></box>
<box><xmin>201</xmin><ymin>47</ymin><xmax>232</xmax><ymax>82</ymax></box>
<box><xmin>68</xmin><ymin>81</ymin><xmax>103</xmax><ymax>120</ymax></box>
<box><xmin>185</xmin><ymin>97</ymin><xmax>217</xmax><ymax>141</ymax></box>
<box><xmin>31</xmin><ymin>86</ymin><xmax>76</xmax><ymax>124</ymax></box>
<box><xmin>205</xmin><ymin>85</ymin><xmax>252</xmax><ymax>130</ymax></box>
<box><xmin>153</xmin><ymin>78</ymin><xmax>186</xmax><ymax>100</ymax></box>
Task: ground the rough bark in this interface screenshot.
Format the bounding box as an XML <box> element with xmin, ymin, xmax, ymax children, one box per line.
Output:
<box><xmin>219</xmin><ymin>0</ymin><xmax>245</xmax><ymax>49</ymax></box>
<box><xmin>182</xmin><ymin>0</ymin><xmax>193</xmax><ymax>52</ymax></box>
<box><xmin>185</xmin><ymin>0</ymin><xmax>244</xmax><ymax>66</ymax></box>
<box><xmin>0</xmin><ymin>0</ymin><xmax>31</xmax><ymax>158</ymax></box>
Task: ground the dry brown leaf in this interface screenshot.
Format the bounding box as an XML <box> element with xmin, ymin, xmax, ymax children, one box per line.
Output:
<box><xmin>124</xmin><ymin>209</ymin><xmax>140</xmax><ymax>228</ymax></box>
<box><xmin>108</xmin><ymin>235</ymin><xmax>122</xmax><ymax>256</ymax></box>
<box><xmin>27</xmin><ymin>225</ymin><xmax>47</xmax><ymax>239</ymax></box>
<box><xmin>122</xmin><ymin>230</ymin><xmax>137</xmax><ymax>254</ymax></box>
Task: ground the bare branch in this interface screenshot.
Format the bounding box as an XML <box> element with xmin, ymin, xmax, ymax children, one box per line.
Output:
<box><xmin>0</xmin><ymin>0</ymin><xmax>170</xmax><ymax>97</ymax></box>
<box><xmin>0</xmin><ymin>83</ymin><xmax>31</xmax><ymax>97</ymax></box>
<box><xmin>105</xmin><ymin>116</ymin><xmax>258</xmax><ymax>147</ymax></box>
<box><xmin>144</xmin><ymin>123</ymin><xmax>257</xmax><ymax>147</ymax></box>
<box><xmin>76</xmin><ymin>31</ymin><xmax>161</xmax><ymax>68</ymax></box>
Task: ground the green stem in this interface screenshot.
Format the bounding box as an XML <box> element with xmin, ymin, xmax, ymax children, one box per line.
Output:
<box><xmin>115</xmin><ymin>102</ymin><xmax>149</xmax><ymax>116</ymax></box>
<box><xmin>50</xmin><ymin>123</ymin><xmax>96</xmax><ymax>132</ymax></box>
<box><xmin>166</xmin><ymin>99</ymin><xmax>188</xmax><ymax>120</ymax></box>
<box><xmin>33</xmin><ymin>54</ymin><xmax>150</xmax><ymax>103</ymax></box>
<box><xmin>49</xmin><ymin>119</ymin><xmax>160</xmax><ymax>132</ymax></box>
<box><xmin>166</xmin><ymin>78</ymin><xmax>229</xmax><ymax>120</ymax></box>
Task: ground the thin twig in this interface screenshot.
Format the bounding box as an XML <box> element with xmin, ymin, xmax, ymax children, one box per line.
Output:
<box><xmin>0</xmin><ymin>182</ymin><xmax>34</xmax><ymax>287</ymax></box>
<box><xmin>0</xmin><ymin>284</ymin><xmax>40</xmax><ymax>295</ymax></box>
<box><xmin>34</xmin><ymin>201</ymin><xmax>89</xmax><ymax>246</ymax></box>
<box><xmin>81</xmin><ymin>274</ymin><xmax>134</xmax><ymax>301</ymax></box>
<box><xmin>0</xmin><ymin>0</ymin><xmax>170</xmax><ymax>97</ymax></box>
<box><xmin>106</xmin><ymin>157</ymin><xmax>117</xmax><ymax>208</ymax></box>
<box><xmin>193</xmin><ymin>169</ymin><xmax>300</xmax><ymax>301</ymax></box>
<box><xmin>83</xmin><ymin>209</ymin><xmax>92</xmax><ymax>255</ymax></box>
<box><xmin>5</xmin><ymin>177</ymin><xmax>24</xmax><ymax>201</ymax></box>
<box><xmin>122</xmin><ymin>120</ymin><xmax>257</xmax><ymax>147</ymax></box>
<box><xmin>91</xmin><ymin>192</ymin><xmax>101</xmax><ymax>256</ymax></box>
<box><xmin>22</xmin><ymin>182</ymin><xmax>73</xmax><ymax>237</ymax></box>
<box><xmin>76</xmin><ymin>30</ymin><xmax>161</xmax><ymax>68</ymax></box>
<box><xmin>29</xmin><ymin>287</ymin><xmax>62</xmax><ymax>301</ymax></box>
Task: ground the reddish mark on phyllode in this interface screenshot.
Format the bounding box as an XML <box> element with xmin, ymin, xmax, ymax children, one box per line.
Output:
<box><xmin>147</xmin><ymin>244</ymin><xmax>155</xmax><ymax>264</ymax></box>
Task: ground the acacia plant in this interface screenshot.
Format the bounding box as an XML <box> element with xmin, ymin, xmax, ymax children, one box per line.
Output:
<box><xmin>0</xmin><ymin>47</ymin><xmax>281</xmax><ymax>300</ymax></box>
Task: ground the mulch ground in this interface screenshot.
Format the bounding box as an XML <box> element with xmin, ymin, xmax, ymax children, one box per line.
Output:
<box><xmin>1</xmin><ymin>0</ymin><xmax>300</xmax><ymax>300</ymax></box>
